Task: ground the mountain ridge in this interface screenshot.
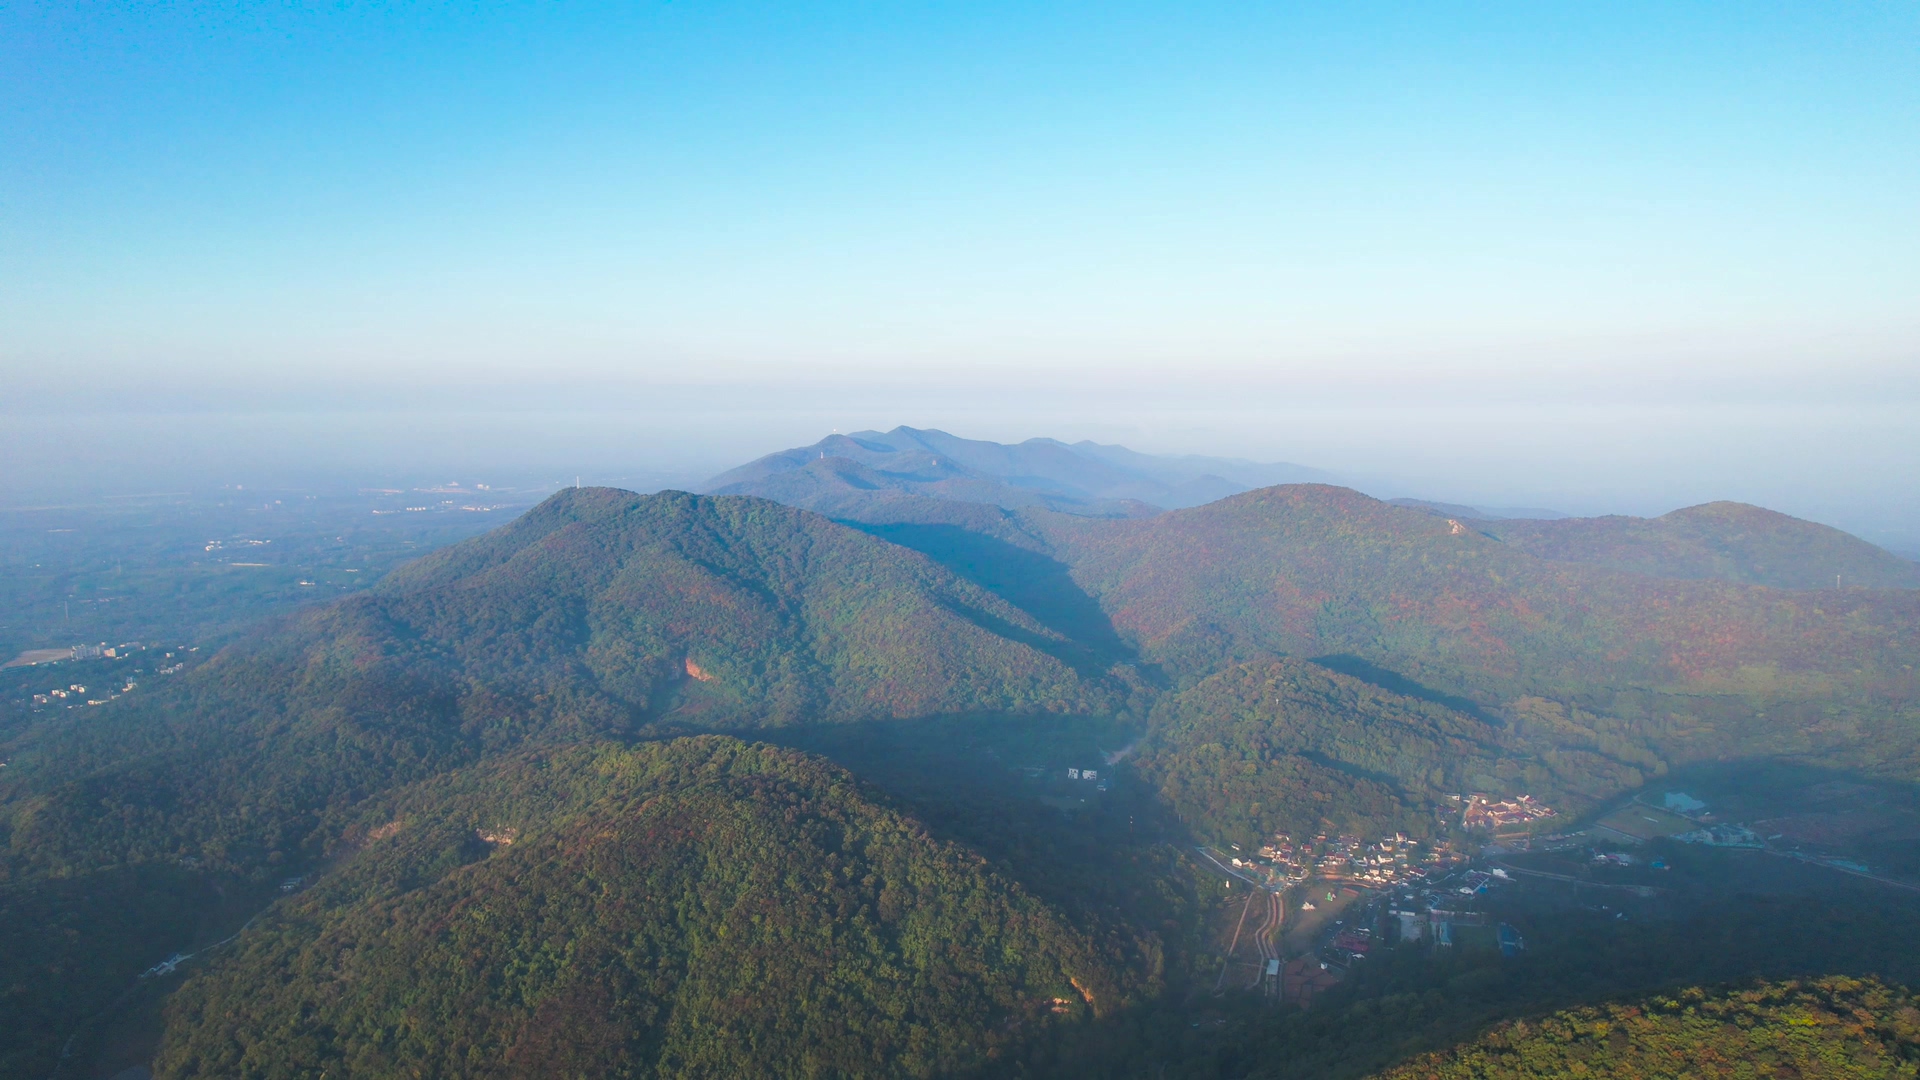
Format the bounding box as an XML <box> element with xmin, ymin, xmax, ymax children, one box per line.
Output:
<box><xmin>0</xmin><ymin>488</ymin><xmax>1117</xmax><ymax>882</ymax></box>
<box><xmin>710</xmin><ymin>430</ymin><xmax>1915</xmax><ymax>593</ymax></box>
<box><xmin>1478</xmin><ymin>500</ymin><xmax>1920</xmax><ymax>590</ymax></box>
<box><xmin>703</xmin><ymin>426</ymin><xmax>1331</xmax><ymax>516</ymax></box>
<box><xmin>1025</xmin><ymin>483</ymin><xmax>1920</xmax><ymax>760</ymax></box>
<box><xmin>9</xmin><ymin>471</ymin><xmax>1920</xmax><ymax>1079</ymax></box>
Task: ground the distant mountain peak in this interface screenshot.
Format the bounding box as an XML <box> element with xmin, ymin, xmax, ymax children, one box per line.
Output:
<box><xmin>703</xmin><ymin>429</ymin><xmax>1333</xmax><ymax>517</ymax></box>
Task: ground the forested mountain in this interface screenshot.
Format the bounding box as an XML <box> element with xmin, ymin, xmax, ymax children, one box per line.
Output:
<box><xmin>753</xmin><ymin>481</ymin><xmax>1920</xmax><ymax>799</ymax></box>
<box><xmin>1476</xmin><ymin>501</ymin><xmax>1920</xmax><ymax>590</ymax></box>
<box><xmin>703</xmin><ymin>426</ymin><xmax>1328</xmax><ymax>515</ymax></box>
<box><xmin>1134</xmin><ymin>659</ymin><xmax>1637</xmax><ymax>848</ymax></box>
<box><xmin>0</xmin><ymin>489</ymin><xmax>1127</xmax><ymax>1075</ymax></box>
<box><xmin>1137</xmin><ymin>659</ymin><xmax>1492</xmax><ymax>847</ymax></box>
<box><xmin>357</xmin><ymin>485</ymin><xmax>1111</xmax><ymax>724</ymax></box>
<box><xmin>0</xmin><ymin>488</ymin><xmax>1111</xmax><ymax>876</ymax></box>
<box><xmin>1368</xmin><ymin>977</ymin><xmax>1920</xmax><ymax>1080</ymax></box>
<box><xmin>153</xmin><ymin>737</ymin><xmax>1130</xmax><ymax>1079</ymax></box>
<box><xmin>10</xmin><ymin>475</ymin><xmax>1920</xmax><ymax>1079</ymax></box>
<box><xmin>1030</xmin><ymin>485</ymin><xmax>1920</xmax><ymax>699</ymax></box>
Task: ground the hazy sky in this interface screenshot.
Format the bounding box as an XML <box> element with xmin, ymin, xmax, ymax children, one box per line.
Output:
<box><xmin>3</xmin><ymin>4</ymin><xmax>1916</xmax><ymax>545</ymax></box>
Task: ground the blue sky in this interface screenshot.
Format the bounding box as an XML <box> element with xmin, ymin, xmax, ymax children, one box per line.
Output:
<box><xmin>3</xmin><ymin>3</ymin><xmax>1916</xmax><ymax>541</ymax></box>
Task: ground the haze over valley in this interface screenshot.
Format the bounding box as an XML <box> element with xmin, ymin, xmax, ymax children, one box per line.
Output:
<box><xmin>5</xmin><ymin>426</ymin><xmax>1919</xmax><ymax>1078</ymax></box>
<box><xmin>5</xmin><ymin>3</ymin><xmax>1918</xmax><ymax>1078</ymax></box>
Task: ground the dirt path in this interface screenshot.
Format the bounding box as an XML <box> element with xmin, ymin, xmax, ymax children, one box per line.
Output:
<box><xmin>1770</xmin><ymin>849</ymin><xmax>1920</xmax><ymax>894</ymax></box>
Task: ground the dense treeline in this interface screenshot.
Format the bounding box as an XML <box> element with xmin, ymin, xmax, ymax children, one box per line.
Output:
<box><xmin>1133</xmin><ymin>658</ymin><xmax>1671</xmax><ymax>847</ymax></box>
<box><xmin>0</xmin><ymin>864</ymin><xmax>203</xmax><ymax>1079</ymax></box>
<box><xmin>1370</xmin><ymin>977</ymin><xmax>1920</xmax><ymax>1079</ymax></box>
<box><xmin>153</xmin><ymin>737</ymin><xmax>1133</xmax><ymax>1079</ymax></box>
<box><xmin>1136</xmin><ymin>659</ymin><xmax>1519</xmax><ymax>846</ymax></box>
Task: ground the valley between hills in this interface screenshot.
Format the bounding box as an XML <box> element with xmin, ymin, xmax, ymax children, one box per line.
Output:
<box><xmin>5</xmin><ymin>431</ymin><xmax>1919</xmax><ymax>1079</ymax></box>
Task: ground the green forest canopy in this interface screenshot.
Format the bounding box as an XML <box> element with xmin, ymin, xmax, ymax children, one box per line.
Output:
<box><xmin>154</xmin><ymin>737</ymin><xmax>1137</xmax><ymax>1080</ymax></box>
<box><xmin>1369</xmin><ymin>977</ymin><xmax>1920</xmax><ymax>1080</ymax></box>
<box><xmin>6</xmin><ymin>483</ymin><xmax>1920</xmax><ymax>1078</ymax></box>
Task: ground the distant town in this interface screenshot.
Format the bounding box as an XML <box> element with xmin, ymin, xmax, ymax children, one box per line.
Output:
<box><xmin>9</xmin><ymin>641</ymin><xmax>196</xmax><ymax>713</ymax></box>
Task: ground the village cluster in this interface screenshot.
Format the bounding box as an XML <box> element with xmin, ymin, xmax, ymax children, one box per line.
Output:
<box><xmin>1454</xmin><ymin>793</ymin><xmax>1558</xmax><ymax>832</ymax></box>
<box><xmin>18</xmin><ymin>642</ymin><xmax>194</xmax><ymax>710</ymax></box>
<box><xmin>1209</xmin><ymin>795</ymin><xmax>1565</xmax><ymax>1008</ymax></box>
<box><xmin>1238</xmin><ymin>831</ymin><xmax>1470</xmax><ymax>891</ymax></box>
<box><xmin>1212</xmin><ymin>780</ymin><xmax>1909</xmax><ymax>1014</ymax></box>
<box><xmin>1255</xmin><ymin>856</ymin><xmax>1531</xmax><ymax>1008</ymax></box>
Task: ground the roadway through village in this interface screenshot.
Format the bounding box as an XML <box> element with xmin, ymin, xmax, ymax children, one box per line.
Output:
<box><xmin>1201</xmin><ymin>846</ymin><xmax>1287</xmax><ymax>996</ymax></box>
<box><xmin>1246</xmin><ymin>884</ymin><xmax>1283</xmax><ymax>991</ymax></box>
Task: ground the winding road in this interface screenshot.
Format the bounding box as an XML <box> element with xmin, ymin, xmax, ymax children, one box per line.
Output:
<box><xmin>1247</xmin><ymin>887</ymin><xmax>1283</xmax><ymax>991</ymax></box>
<box><xmin>1194</xmin><ymin>847</ymin><xmax>1287</xmax><ymax>996</ymax></box>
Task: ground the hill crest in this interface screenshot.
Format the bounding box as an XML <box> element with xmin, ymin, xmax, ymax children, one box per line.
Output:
<box><xmin>1029</xmin><ymin>482</ymin><xmax>1920</xmax><ymax>701</ymax></box>
<box><xmin>1479</xmin><ymin>499</ymin><xmax>1920</xmax><ymax>590</ymax></box>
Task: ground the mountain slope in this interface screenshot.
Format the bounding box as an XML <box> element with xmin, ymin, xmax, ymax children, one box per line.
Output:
<box><xmin>152</xmin><ymin>737</ymin><xmax>1130</xmax><ymax>1079</ymax></box>
<box><xmin>1367</xmin><ymin>977</ymin><xmax>1920</xmax><ymax>1080</ymax></box>
<box><xmin>0</xmin><ymin>488</ymin><xmax>1111</xmax><ymax>881</ymax></box>
<box><xmin>703</xmin><ymin>426</ymin><xmax>1329</xmax><ymax>515</ymax></box>
<box><xmin>1134</xmin><ymin>658</ymin><xmax>1637</xmax><ymax>847</ymax></box>
<box><xmin>362</xmin><ymin>486</ymin><xmax>1104</xmax><ymax>724</ymax></box>
<box><xmin>0</xmin><ymin>490</ymin><xmax>1127</xmax><ymax>1075</ymax></box>
<box><xmin>1019</xmin><ymin>484</ymin><xmax>1920</xmax><ymax>797</ymax></box>
<box><xmin>1389</xmin><ymin>498</ymin><xmax>1568</xmax><ymax>520</ymax></box>
<box><xmin>1479</xmin><ymin>501</ymin><xmax>1920</xmax><ymax>590</ymax></box>
<box><xmin>1032</xmin><ymin>484</ymin><xmax>1920</xmax><ymax>699</ymax></box>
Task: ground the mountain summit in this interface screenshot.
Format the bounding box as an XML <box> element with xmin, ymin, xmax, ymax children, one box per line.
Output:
<box><xmin>702</xmin><ymin>426</ymin><xmax>1331</xmax><ymax>516</ymax></box>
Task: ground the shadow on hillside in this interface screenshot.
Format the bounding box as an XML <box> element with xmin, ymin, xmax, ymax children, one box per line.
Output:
<box><xmin>748</xmin><ymin>712</ymin><xmax>1164</xmax><ymax>875</ymax></box>
<box><xmin>853</xmin><ymin>523</ymin><xmax>1137</xmax><ymax>676</ymax></box>
<box><xmin>997</xmin><ymin>891</ymin><xmax>1920</xmax><ymax>1080</ymax></box>
<box><xmin>942</xmin><ymin>813</ymin><xmax>1920</xmax><ymax>1078</ymax></box>
<box><xmin>1310</xmin><ymin>654</ymin><xmax>1491</xmax><ymax>720</ymax></box>
<box><xmin>743</xmin><ymin>711</ymin><xmax>1210</xmax><ymax>988</ymax></box>
<box><xmin>930</xmin><ymin>754</ymin><xmax>1920</xmax><ymax>1079</ymax></box>
<box><xmin>1600</xmin><ymin>758</ymin><xmax>1920</xmax><ymax>879</ymax></box>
